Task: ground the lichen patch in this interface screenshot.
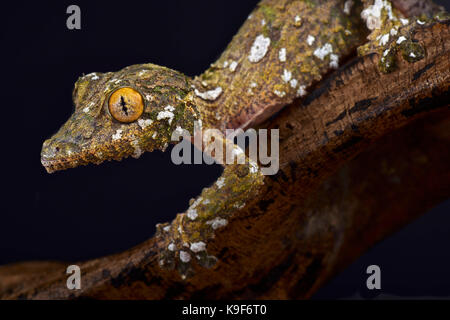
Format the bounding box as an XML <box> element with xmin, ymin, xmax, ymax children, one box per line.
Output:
<box><xmin>279</xmin><ymin>48</ymin><xmax>287</xmax><ymax>62</ymax></box>
<box><xmin>248</xmin><ymin>35</ymin><xmax>271</xmax><ymax>63</ymax></box>
<box><xmin>194</xmin><ymin>87</ymin><xmax>223</xmax><ymax>101</ymax></box>
<box><xmin>313</xmin><ymin>43</ymin><xmax>333</xmax><ymax>60</ymax></box>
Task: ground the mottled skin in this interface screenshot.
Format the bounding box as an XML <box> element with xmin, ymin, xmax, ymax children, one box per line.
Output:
<box><xmin>1</xmin><ymin>0</ymin><xmax>443</xmax><ymax>297</ymax></box>
<box><xmin>39</xmin><ymin>0</ymin><xmax>445</xmax><ymax>277</ymax></box>
<box><xmin>41</xmin><ymin>64</ymin><xmax>199</xmax><ymax>173</ymax></box>
<box><xmin>41</xmin><ymin>0</ymin><xmax>370</xmax><ymax>172</ymax></box>
<box><xmin>41</xmin><ymin>0</ymin><xmax>444</xmax><ymax>173</ymax></box>
<box><xmin>193</xmin><ymin>0</ymin><xmax>367</xmax><ymax>130</ymax></box>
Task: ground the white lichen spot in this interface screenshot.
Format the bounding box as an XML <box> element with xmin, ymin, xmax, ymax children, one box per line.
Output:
<box><xmin>138</xmin><ymin>70</ymin><xmax>148</xmax><ymax>76</ymax></box>
<box><xmin>187</xmin><ymin>197</ymin><xmax>202</xmax><ymax>220</ymax></box>
<box><xmin>229</xmin><ymin>61</ymin><xmax>238</xmax><ymax>72</ymax></box>
<box><xmin>206</xmin><ymin>217</ymin><xmax>228</xmax><ymax>230</ymax></box>
<box><xmin>203</xmin><ymin>199</ymin><xmax>210</xmax><ymax>205</ymax></box>
<box><xmin>190</xmin><ymin>241</ymin><xmax>206</xmax><ymax>253</ymax></box>
<box><xmin>379</xmin><ymin>33</ymin><xmax>389</xmax><ymax>46</ymax></box>
<box><xmin>344</xmin><ymin>0</ymin><xmax>353</xmax><ymax>15</ymax></box>
<box><xmin>383</xmin><ymin>49</ymin><xmax>390</xmax><ymax>57</ymax></box>
<box><xmin>152</xmin><ymin>132</ymin><xmax>157</xmax><ymax>139</ymax></box>
<box><xmin>306</xmin><ymin>35</ymin><xmax>315</xmax><ymax>46</ymax></box>
<box><xmin>187</xmin><ymin>208</ymin><xmax>198</xmax><ymax>220</ymax></box>
<box><xmin>194</xmin><ymin>87</ymin><xmax>223</xmax><ymax>101</ymax></box>
<box><xmin>294</xmin><ymin>15</ymin><xmax>301</xmax><ymax>26</ymax></box>
<box><xmin>261</xmin><ymin>19</ymin><xmax>266</xmax><ymax>26</ymax></box>
<box><xmin>163</xmin><ymin>225</ymin><xmax>170</xmax><ymax>232</ymax></box>
<box><xmin>87</xmin><ymin>72</ymin><xmax>99</xmax><ymax>80</ymax></box>
<box><xmin>297</xmin><ymin>85</ymin><xmax>307</xmax><ymax>97</ymax></box>
<box><xmin>400</xmin><ymin>18</ymin><xmax>409</xmax><ymax>26</ymax></box>
<box><xmin>216</xmin><ymin>177</ymin><xmax>225</xmax><ymax>189</ymax></box>
<box><xmin>289</xmin><ymin>79</ymin><xmax>298</xmax><ymax>89</ymax></box>
<box><xmin>157</xmin><ymin>105</ymin><xmax>175</xmax><ymax>124</ymax></box>
<box><xmin>313</xmin><ymin>43</ymin><xmax>333</xmax><ymax>60</ymax></box>
<box><xmin>247</xmin><ymin>82</ymin><xmax>257</xmax><ymax>95</ymax></box>
<box><xmin>390</xmin><ymin>27</ymin><xmax>398</xmax><ymax>36</ymax></box>
<box><xmin>83</xmin><ymin>107</ymin><xmax>90</xmax><ymax>113</ymax></box>
<box><xmin>112</xmin><ymin>129</ymin><xmax>122</xmax><ymax>141</ymax></box>
<box><xmin>329</xmin><ymin>54</ymin><xmax>339</xmax><ymax>69</ymax></box>
<box><xmin>249</xmin><ymin>161</ymin><xmax>259</xmax><ymax>174</ymax></box>
<box><xmin>248</xmin><ymin>35</ymin><xmax>271</xmax><ymax>63</ymax></box>
<box><xmin>274</xmin><ymin>90</ymin><xmax>286</xmax><ymax>98</ymax></box>
<box><xmin>145</xmin><ymin>94</ymin><xmax>154</xmax><ymax>101</ymax></box>
<box><xmin>361</xmin><ymin>0</ymin><xmax>395</xmax><ymax>31</ymax></box>
<box><xmin>248</xmin><ymin>14</ymin><xmax>253</xmax><ymax>20</ymax></box>
<box><xmin>179</xmin><ymin>250</ymin><xmax>191</xmax><ymax>263</ymax></box>
<box><xmin>279</xmin><ymin>48</ymin><xmax>287</xmax><ymax>62</ymax></box>
<box><xmin>223</xmin><ymin>60</ymin><xmax>229</xmax><ymax>68</ymax></box>
<box><xmin>168</xmin><ymin>243</ymin><xmax>176</xmax><ymax>252</ymax></box>
<box><xmin>396</xmin><ymin>36</ymin><xmax>407</xmax><ymax>44</ymax></box>
<box><xmin>131</xmin><ymin>139</ymin><xmax>143</xmax><ymax>159</ymax></box>
<box><xmin>410</xmin><ymin>52</ymin><xmax>416</xmax><ymax>58</ymax></box>
<box><xmin>174</xmin><ymin>126</ymin><xmax>185</xmax><ymax>136</ymax></box>
<box><xmin>281</xmin><ymin>69</ymin><xmax>292</xmax><ymax>83</ymax></box>
<box><xmin>234</xmin><ymin>203</ymin><xmax>245</xmax><ymax>209</ymax></box>
<box><xmin>417</xmin><ymin>19</ymin><xmax>425</xmax><ymax>25</ymax></box>
<box><xmin>344</xmin><ymin>29</ymin><xmax>352</xmax><ymax>36</ymax></box>
<box><xmin>138</xmin><ymin>119</ymin><xmax>153</xmax><ymax>130</ymax></box>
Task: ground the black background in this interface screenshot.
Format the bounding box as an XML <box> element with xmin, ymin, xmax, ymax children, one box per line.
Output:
<box><xmin>1</xmin><ymin>0</ymin><xmax>449</xmax><ymax>299</ymax></box>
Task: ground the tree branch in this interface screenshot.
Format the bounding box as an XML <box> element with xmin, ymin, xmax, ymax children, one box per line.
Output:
<box><xmin>0</xmin><ymin>19</ymin><xmax>448</xmax><ymax>300</ymax></box>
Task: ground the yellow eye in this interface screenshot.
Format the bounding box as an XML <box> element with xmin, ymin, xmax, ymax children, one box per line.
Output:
<box><xmin>108</xmin><ymin>87</ymin><xmax>144</xmax><ymax>123</ymax></box>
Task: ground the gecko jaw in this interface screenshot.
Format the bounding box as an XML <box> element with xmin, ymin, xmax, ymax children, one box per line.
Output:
<box><xmin>41</xmin><ymin>158</ymin><xmax>82</xmax><ymax>173</ymax></box>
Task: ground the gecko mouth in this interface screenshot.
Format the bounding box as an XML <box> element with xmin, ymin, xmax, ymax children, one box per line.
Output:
<box><xmin>41</xmin><ymin>158</ymin><xmax>82</xmax><ymax>173</ymax></box>
<box><xmin>40</xmin><ymin>139</ymin><xmax>152</xmax><ymax>173</ymax></box>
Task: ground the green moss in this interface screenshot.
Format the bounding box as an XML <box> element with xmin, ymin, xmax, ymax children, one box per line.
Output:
<box><xmin>259</xmin><ymin>4</ymin><xmax>276</xmax><ymax>23</ymax></box>
<box><xmin>435</xmin><ymin>11</ymin><xmax>450</xmax><ymax>22</ymax></box>
<box><xmin>379</xmin><ymin>48</ymin><xmax>397</xmax><ymax>73</ymax></box>
<box><xmin>301</xmin><ymin>0</ymin><xmax>316</xmax><ymax>8</ymax></box>
<box><xmin>400</xmin><ymin>41</ymin><xmax>425</xmax><ymax>63</ymax></box>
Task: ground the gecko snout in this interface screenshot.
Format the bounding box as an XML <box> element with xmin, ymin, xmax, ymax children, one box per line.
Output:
<box><xmin>41</xmin><ymin>139</ymin><xmax>82</xmax><ymax>173</ymax></box>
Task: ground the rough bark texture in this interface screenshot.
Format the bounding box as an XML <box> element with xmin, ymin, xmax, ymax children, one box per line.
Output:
<box><xmin>393</xmin><ymin>0</ymin><xmax>444</xmax><ymax>17</ymax></box>
<box><xmin>0</xmin><ymin>20</ymin><xmax>448</xmax><ymax>299</ymax></box>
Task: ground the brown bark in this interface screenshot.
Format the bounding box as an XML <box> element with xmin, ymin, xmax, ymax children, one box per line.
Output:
<box><xmin>0</xmin><ymin>20</ymin><xmax>448</xmax><ymax>300</ymax></box>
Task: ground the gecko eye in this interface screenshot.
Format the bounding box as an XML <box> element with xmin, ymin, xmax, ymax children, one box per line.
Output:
<box><xmin>108</xmin><ymin>87</ymin><xmax>144</xmax><ymax>123</ymax></box>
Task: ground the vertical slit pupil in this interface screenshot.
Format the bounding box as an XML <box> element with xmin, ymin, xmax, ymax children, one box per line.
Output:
<box><xmin>120</xmin><ymin>96</ymin><xmax>128</xmax><ymax>116</ymax></box>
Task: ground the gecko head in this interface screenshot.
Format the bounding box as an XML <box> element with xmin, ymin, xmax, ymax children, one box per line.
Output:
<box><xmin>41</xmin><ymin>63</ymin><xmax>199</xmax><ymax>173</ymax></box>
